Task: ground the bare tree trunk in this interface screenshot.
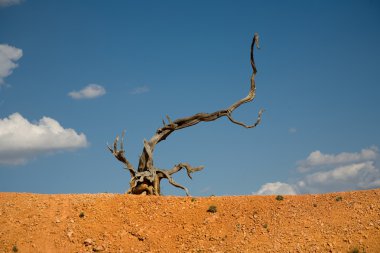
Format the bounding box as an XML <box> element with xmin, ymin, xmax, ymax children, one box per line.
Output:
<box><xmin>108</xmin><ymin>33</ymin><xmax>264</xmax><ymax>196</ymax></box>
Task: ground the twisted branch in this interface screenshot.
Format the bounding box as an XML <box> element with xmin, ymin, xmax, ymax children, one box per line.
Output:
<box><xmin>107</xmin><ymin>130</ymin><xmax>136</xmax><ymax>177</ymax></box>
<box><xmin>109</xmin><ymin>33</ymin><xmax>263</xmax><ymax>196</ymax></box>
<box><xmin>151</xmin><ymin>32</ymin><xmax>262</xmax><ymax>146</ymax></box>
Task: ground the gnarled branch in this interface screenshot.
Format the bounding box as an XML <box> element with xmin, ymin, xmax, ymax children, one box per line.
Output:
<box><xmin>109</xmin><ymin>33</ymin><xmax>263</xmax><ymax>196</ymax></box>
<box><xmin>107</xmin><ymin>130</ymin><xmax>136</xmax><ymax>177</ymax></box>
<box><xmin>137</xmin><ymin>33</ymin><xmax>263</xmax><ymax>171</ymax></box>
<box><xmin>164</xmin><ymin>163</ymin><xmax>205</xmax><ymax>179</ymax></box>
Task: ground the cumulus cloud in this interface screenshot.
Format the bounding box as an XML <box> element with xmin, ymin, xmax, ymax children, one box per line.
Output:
<box><xmin>254</xmin><ymin>182</ymin><xmax>297</xmax><ymax>195</ymax></box>
<box><xmin>297</xmin><ymin>147</ymin><xmax>378</xmax><ymax>172</ymax></box>
<box><xmin>0</xmin><ymin>0</ymin><xmax>23</xmax><ymax>7</ymax></box>
<box><xmin>0</xmin><ymin>113</ymin><xmax>88</xmax><ymax>165</ymax></box>
<box><xmin>0</xmin><ymin>44</ymin><xmax>23</xmax><ymax>85</ymax></box>
<box><xmin>254</xmin><ymin>147</ymin><xmax>380</xmax><ymax>195</ymax></box>
<box><xmin>298</xmin><ymin>161</ymin><xmax>380</xmax><ymax>193</ymax></box>
<box><xmin>68</xmin><ymin>84</ymin><xmax>106</xmax><ymax>99</ymax></box>
<box><xmin>130</xmin><ymin>85</ymin><xmax>150</xmax><ymax>95</ymax></box>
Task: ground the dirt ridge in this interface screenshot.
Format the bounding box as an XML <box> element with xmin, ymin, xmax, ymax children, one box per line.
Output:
<box><xmin>1</xmin><ymin>189</ymin><xmax>380</xmax><ymax>252</ymax></box>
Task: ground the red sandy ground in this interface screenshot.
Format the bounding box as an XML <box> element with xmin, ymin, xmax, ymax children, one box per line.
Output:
<box><xmin>0</xmin><ymin>189</ymin><xmax>380</xmax><ymax>253</ymax></box>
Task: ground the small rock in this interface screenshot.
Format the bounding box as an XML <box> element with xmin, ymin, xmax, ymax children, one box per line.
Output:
<box><xmin>84</xmin><ymin>238</ymin><xmax>93</xmax><ymax>246</ymax></box>
<box><xmin>93</xmin><ymin>245</ymin><xmax>105</xmax><ymax>252</ymax></box>
<box><xmin>66</xmin><ymin>229</ymin><xmax>74</xmax><ymax>239</ymax></box>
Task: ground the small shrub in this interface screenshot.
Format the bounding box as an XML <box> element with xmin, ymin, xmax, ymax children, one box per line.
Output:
<box><xmin>313</xmin><ymin>203</ymin><xmax>317</xmax><ymax>207</ymax></box>
<box><xmin>348</xmin><ymin>246</ymin><xmax>365</xmax><ymax>253</ymax></box>
<box><xmin>79</xmin><ymin>212</ymin><xmax>85</xmax><ymax>218</ymax></box>
<box><xmin>207</xmin><ymin>205</ymin><xmax>217</xmax><ymax>213</ymax></box>
<box><xmin>335</xmin><ymin>196</ymin><xmax>343</xmax><ymax>202</ymax></box>
<box><xmin>275</xmin><ymin>195</ymin><xmax>284</xmax><ymax>201</ymax></box>
<box><xmin>12</xmin><ymin>245</ymin><xmax>18</xmax><ymax>252</ymax></box>
<box><xmin>191</xmin><ymin>197</ymin><xmax>197</xmax><ymax>202</ymax></box>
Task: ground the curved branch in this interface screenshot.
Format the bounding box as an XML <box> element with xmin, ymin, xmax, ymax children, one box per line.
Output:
<box><xmin>227</xmin><ymin>108</ymin><xmax>265</xmax><ymax>128</ymax></box>
<box><xmin>144</xmin><ymin>33</ymin><xmax>263</xmax><ymax>154</ymax></box>
<box><xmin>227</xmin><ymin>32</ymin><xmax>259</xmax><ymax>112</ymax></box>
<box><xmin>107</xmin><ymin>130</ymin><xmax>136</xmax><ymax>177</ymax></box>
<box><xmin>164</xmin><ymin>163</ymin><xmax>205</xmax><ymax>179</ymax></box>
<box><xmin>157</xmin><ymin>170</ymin><xmax>190</xmax><ymax>196</ymax></box>
<box><xmin>149</xmin><ymin>163</ymin><xmax>203</xmax><ymax>196</ymax></box>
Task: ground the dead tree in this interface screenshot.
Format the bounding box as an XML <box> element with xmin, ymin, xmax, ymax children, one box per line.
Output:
<box><xmin>108</xmin><ymin>33</ymin><xmax>264</xmax><ymax>196</ymax></box>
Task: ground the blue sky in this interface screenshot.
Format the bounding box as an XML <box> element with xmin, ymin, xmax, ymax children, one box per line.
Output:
<box><xmin>1</xmin><ymin>0</ymin><xmax>379</xmax><ymax>196</ymax></box>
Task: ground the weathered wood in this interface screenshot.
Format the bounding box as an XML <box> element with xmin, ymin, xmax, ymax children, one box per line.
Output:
<box><xmin>107</xmin><ymin>130</ymin><xmax>135</xmax><ymax>177</ymax></box>
<box><xmin>108</xmin><ymin>33</ymin><xmax>263</xmax><ymax>196</ymax></box>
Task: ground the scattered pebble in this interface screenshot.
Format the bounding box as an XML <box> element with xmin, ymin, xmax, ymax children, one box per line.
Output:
<box><xmin>1</xmin><ymin>190</ymin><xmax>380</xmax><ymax>252</ymax></box>
<box><xmin>84</xmin><ymin>238</ymin><xmax>93</xmax><ymax>246</ymax></box>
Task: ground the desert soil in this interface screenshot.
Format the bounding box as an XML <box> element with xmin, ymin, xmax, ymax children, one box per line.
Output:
<box><xmin>0</xmin><ymin>189</ymin><xmax>380</xmax><ymax>253</ymax></box>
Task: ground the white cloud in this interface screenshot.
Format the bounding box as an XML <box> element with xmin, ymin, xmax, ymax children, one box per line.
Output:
<box><xmin>0</xmin><ymin>44</ymin><xmax>23</xmax><ymax>84</ymax></box>
<box><xmin>297</xmin><ymin>147</ymin><xmax>378</xmax><ymax>172</ymax></box>
<box><xmin>130</xmin><ymin>85</ymin><xmax>150</xmax><ymax>95</ymax></box>
<box><xmin>68</xmin><ymin>84</ymin><xmax>106</xmax><ymax>99</ymax></box>
<box><xmin>255</xmin><ymin>147</ymin><xmax>380</xmax><ymax>195</ymax></box>
<box><xmin>254</xmin><ymin>182</ymin><xmax>297</xmax><ymax>195</ymax></box>
<box><xmin>304</xmin><ymin>162</ymin><xmax>374</xmax><ymax>184</ymax></box>
<box><xmin>0</xmin><ymin>0</ymin><xmax>23</xmax><ymax>7</ymax></box>
<box><xmin>289</xmin><ymin>127</ymin><xmax>297</xmax><ymax>134</ymax></box>
<box><xmin>298</xmin><ymin>161</ymin><xmax>379</xmax><ymax>193</ymax></box>
<box><xmin>0</xmin><ymin>113</ymin><xmax>88</xmax><ymax>165</ymax></box>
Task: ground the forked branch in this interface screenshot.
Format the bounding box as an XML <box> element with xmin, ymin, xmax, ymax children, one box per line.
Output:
<box><xmin>107</xmin><ymin>130</ymin><xmax>136</xmax><ymax>177</ymax></box>
<box><xmin>165</xmin><ymin>163</ymin><xmax>205</xmax><ymax>178</ymax></box>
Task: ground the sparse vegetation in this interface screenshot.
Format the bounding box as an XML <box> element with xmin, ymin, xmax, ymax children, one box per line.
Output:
<box><xmin>276</xmin><ymin>195</ymin><xmax>284</xmax><ymax>201</ymax></box>
<box><xmin>79</xmin><ymin>212</ymin><xmax>85</xmax><ymax>218</ymax></box>
<box><xmin>207</xmin><ymin>205</ymin><xmax>217</xmax><ymax>213</ymax></box>
<box><xmin>12</xmin><ymin>245</ymin><xmax>18</xmax><ymax>252</ymax></box>
<box><xmin>348</xmin><ymin>246</ymin><xmax>365</xmax><ymax>253</ymax></box>
<box><xmin>0</xmin><ymin>190</ymin><xmax>379</xmax><ymax>252</ymax></box>
<box><xmin>191</xmin><ymin>197</ymin><xmax>197</xmax><ymax>202</ymax></box>
<box><xmin>335</xmin><ymin>196</ymin><xmax>343</xmax><ymax>202</ymax></box>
